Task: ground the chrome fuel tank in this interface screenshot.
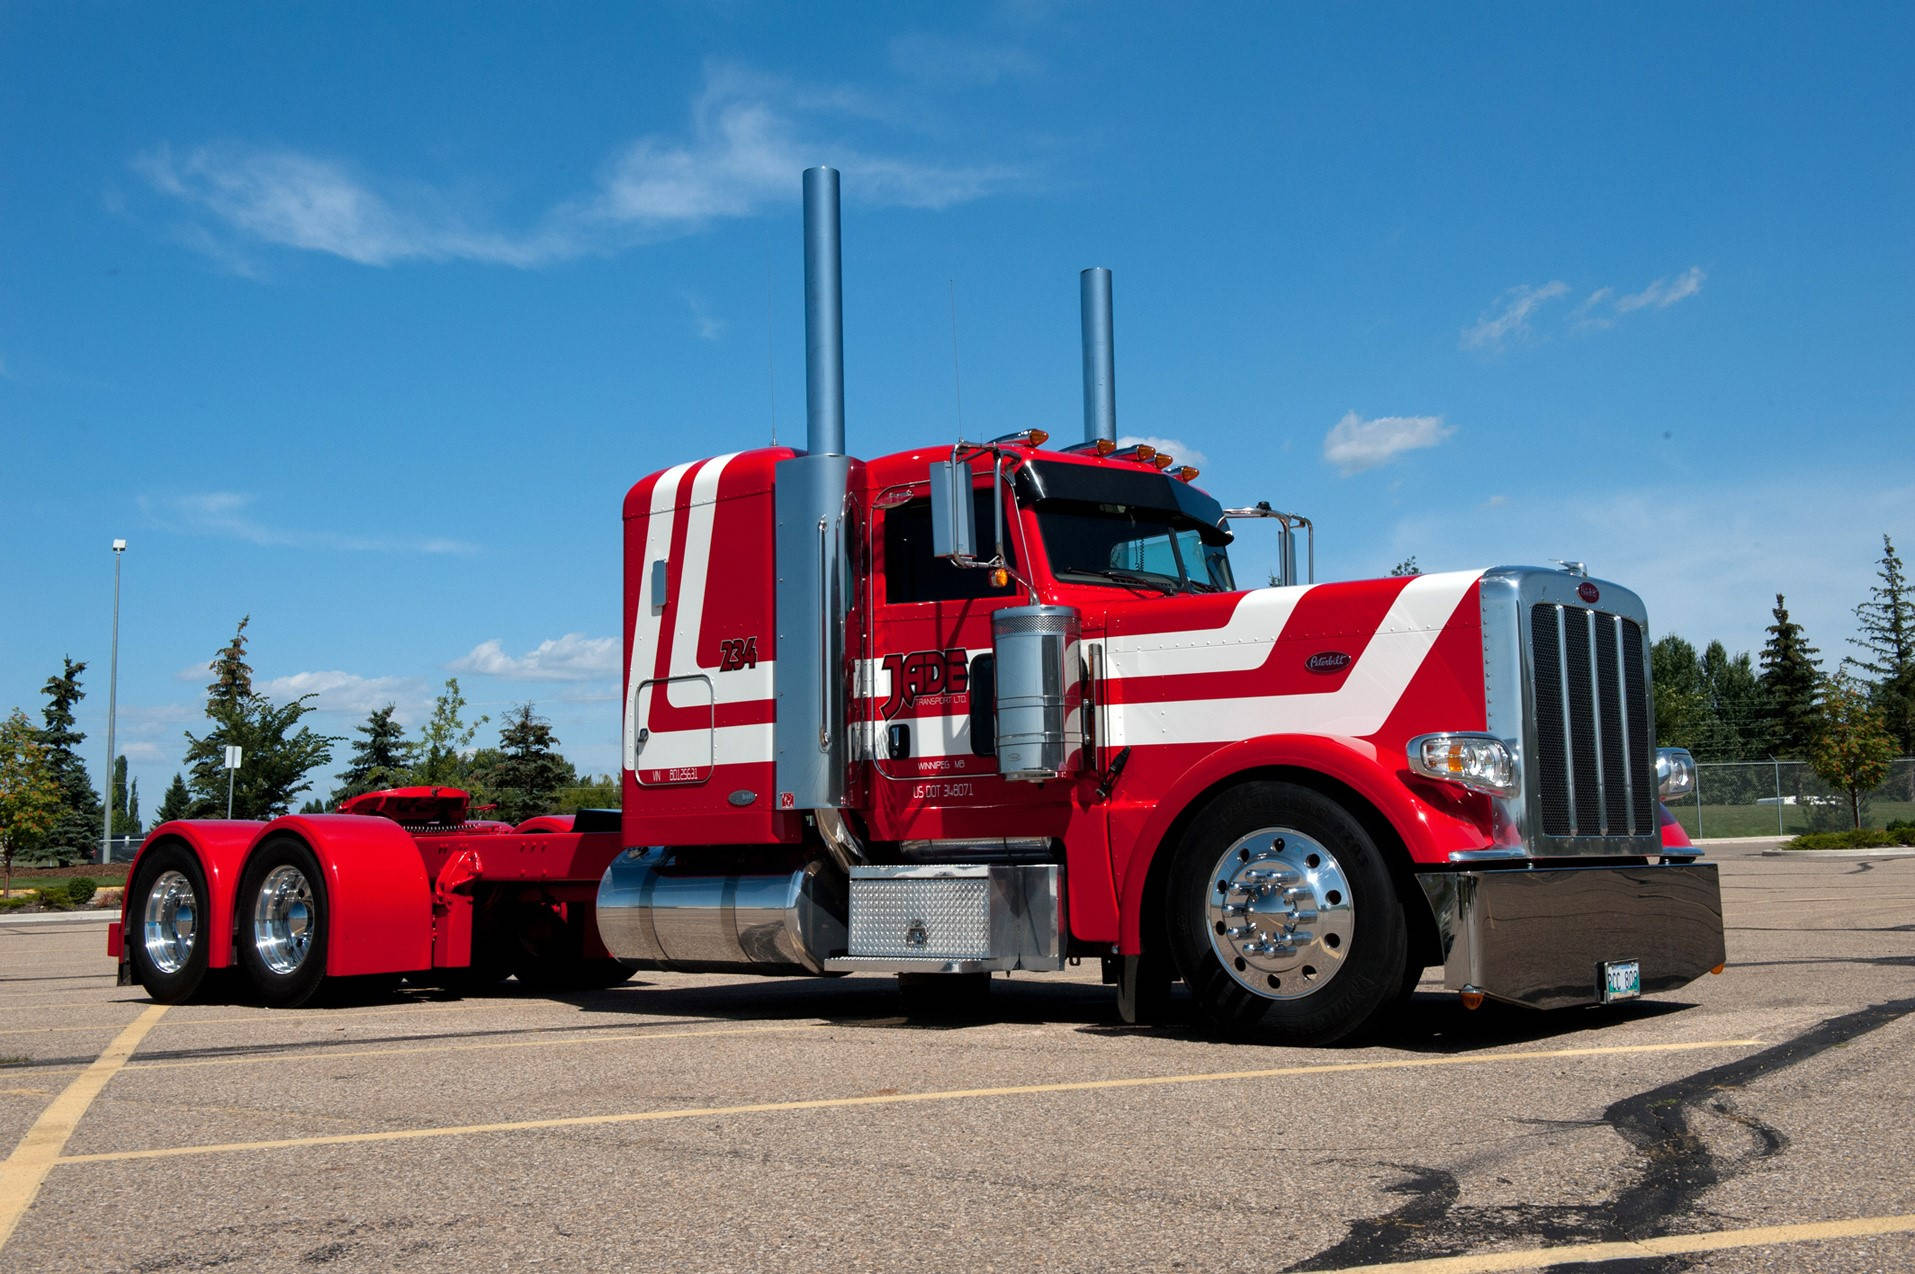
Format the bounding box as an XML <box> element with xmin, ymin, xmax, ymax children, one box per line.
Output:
<box><xmin>596</xmin><ymin>849</ymin><xmax>847</xmax><ymax>975</ymax></box>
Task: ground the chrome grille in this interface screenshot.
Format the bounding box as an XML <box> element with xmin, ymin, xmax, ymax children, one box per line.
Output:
<box><xmin>1529</xmin><ymin>603</ymin><xmax>1655</xmax><ymax>837</ymax></box>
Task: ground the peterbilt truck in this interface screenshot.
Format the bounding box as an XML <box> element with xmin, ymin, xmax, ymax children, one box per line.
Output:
<box><xmin>113</xmin><ymin>168</ymin><xmax>1724</xmax><ymax>1044</ymax></box>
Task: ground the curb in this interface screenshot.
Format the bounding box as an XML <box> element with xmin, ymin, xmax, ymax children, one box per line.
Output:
<box><xmin>0</xmin><ymin>909</ymin><xmax>119</xmax><ymax>926</ymax></box>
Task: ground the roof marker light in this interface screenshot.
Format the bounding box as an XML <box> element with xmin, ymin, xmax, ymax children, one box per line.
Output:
<box><xmin>1174</xmin><ymin>465</ymin><xmax>1200</xmax><ymax>483</ymax></box>
<box><xmin>1150</xmin><ymin>452</ymin><xmax>1175</xmax><ymax>469</ymax></box>
<box><xmin>1112</xmin><ymin>444</ymin><xmax>1155</xmax><ymax>463</ymax></box>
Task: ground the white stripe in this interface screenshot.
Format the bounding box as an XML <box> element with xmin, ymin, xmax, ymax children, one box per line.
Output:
<box><xmin>623</xmin><ymin>462</ymin><xmax>693</xmax><ymax>773</ymax></box>
<box><xmin>1103</xmin><ymin>585</ymin><xmax>1309</xmax><ymax>674</ymax></box>
<box><xmin>1108</xmin><ymin>570</ymin><xmax>1482</xmax><ymax>745</ymax></box>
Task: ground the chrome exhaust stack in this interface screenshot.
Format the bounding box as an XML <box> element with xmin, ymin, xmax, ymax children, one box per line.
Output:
<box><xmin>1080</xmin><ymin>267</ymin><xmax>1117</xmax><ymax>445</ymax></box>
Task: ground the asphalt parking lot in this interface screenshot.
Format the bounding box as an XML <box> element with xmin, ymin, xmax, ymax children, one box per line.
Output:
<box><xmin>3</xmin><ymin>841</ymin><xmax>1912</xmax><ymax>1273</ymax></box>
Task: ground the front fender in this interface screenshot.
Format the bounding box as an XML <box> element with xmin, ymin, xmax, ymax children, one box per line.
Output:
<box><xmin>118</xmin><ymin>821</ymin><xmax>266</xmax><ymax>969</ymax></box>
<box><xmin>1115</xmin><ymin>733</ymin><xmax>1493</xmax><ymax>951</ymax></box>
<box><xmin>257</xmin><ymin>815</ymin><xmax>433</xmax><ymax>977</ymax></box>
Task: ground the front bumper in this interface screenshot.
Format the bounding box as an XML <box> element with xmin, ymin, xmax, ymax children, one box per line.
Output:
<box><xmin>1417</xmin><ymin>861</ymin><xmax>1724</xmax><ymax>1009</ymax></box>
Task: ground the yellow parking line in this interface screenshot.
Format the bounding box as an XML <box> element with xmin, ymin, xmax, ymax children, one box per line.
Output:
<box><xmin>59</xmin><ymin>1036</ymin><xmax>1758</xmax><ymax>1166</ymax></box>
<box><xmin>121</xmin><ymin>1021</ymin><xmax>829</xmax><ymax>1071</ymax></box>
<box><xmin>0</xmin><ymin>1000</ymin><xmax>677</xmax><ymax>1038</ymax></box>
<box><xmin>0</xmin><ymin>1004</ymin><xmax>168</xmax><ymax>1251</ymax></box>
<box><xmin>1325</xmin><ymin>1212</ymin><xmax>1915</xmax><ymax>1272</ymax></box>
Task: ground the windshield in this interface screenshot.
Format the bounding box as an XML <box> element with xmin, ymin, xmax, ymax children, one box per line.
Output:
<box><xmin>1038</xmin><ymin>503</ymin><xmax>1236</xmax><ymax>594</ymax></box>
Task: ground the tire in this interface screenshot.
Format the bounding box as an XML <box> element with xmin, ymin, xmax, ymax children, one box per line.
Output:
<box><xmin>1167</xmin><ymin>781</ymin><xmax>1407</xmax><ymax>1045</ymax></box>
<box><xmin>236</xmin><ymin>837</ymin><xmax>330</xmax><ymax>1008</ymax></box>
<box><xmin>503</xmin><ymin>898</ymin><xmax>637</xmax><ymax>991</ymax></box>
<box><xmin>126</xmin><ymin>843</ymin><xmax>212</xmax><ymax>1004</ymax></box>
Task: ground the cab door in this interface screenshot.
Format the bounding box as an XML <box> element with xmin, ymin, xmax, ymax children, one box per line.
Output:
<box><xmin>860</xmin><ymin>477</ymin><xmax>1071</xmax><ymax>843</ymax></box>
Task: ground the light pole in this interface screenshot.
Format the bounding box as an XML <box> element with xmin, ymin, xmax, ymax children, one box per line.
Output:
<box><xmin>102</xmin><ymin>539</ymin><xmax>126</xmax><ymax>866</ymax></box>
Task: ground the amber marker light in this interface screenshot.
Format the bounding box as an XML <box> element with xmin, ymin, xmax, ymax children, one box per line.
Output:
<box><xmin>1173</xmin><ymin>465</ymin><xmax>1200</xmax><ymax>482</ymax></box>
<box><xmin>1026</xmin><ymin>429</ymin><xmax>1049</xmax><ymax>447</ymax></box>
<box><xmin>1150</xmin><ymin>452</ymin><xmax>1175</xmax><ymax>469</ymax></box>
<box><xmin>989</xmin><ymin>567</ymin><xmax>1011</xmax><ymax>588</ymax></box>
<box><xmin>1459</xmin><ymin>989</ymin><xmax>1486</xmax><ymax>1010</ymax></box>
<box><xmin>1710</xmin><ymin>962</ymin><xmax>1726</xmax><ymax>975</ymax></box>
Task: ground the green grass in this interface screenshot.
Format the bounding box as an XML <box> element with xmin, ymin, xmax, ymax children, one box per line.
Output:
<box><xmin>1672</xmin><ymin>799</ymin><xmax>1915</xmax><ymax>839</ymax></box>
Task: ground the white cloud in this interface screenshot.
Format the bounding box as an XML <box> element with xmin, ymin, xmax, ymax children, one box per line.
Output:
<box><xmin>1460</xmin><ymin>281</ymin><xmax>1569</xmax><ymax>352</ymax></box>
<box><xmin>1115</xmin><ymin>435</ymin><xmax>1208</xmax><ymax>468</ymax></box>
<box><xmin>1476</xmin><ymin>268</ymin><xmax>1706</xmax><ymax>346</ymax></box>
<box><xmin>1615</xmin><ymin>266</ymin><xmax>1706</xmax><ymax>313</ymax></box>
<box><xmin>255</xmin><ymin>671</ymin><xmax>430</xmax><ymax>718</ymax></box>
<box><xmin>138</xmin><ymin>491</ymin><xmax>477</xmax><ymax>555</ymax></box>
<box><xmin>684</xmin><ymin>292</ymin><xmax>726</xmax><ymax>341</ymax></box>
<box><xmin>138</xmin><ymin>64</ymin><xmax>1020</xmax><ymax>271</ymax></box>
<box><xmin>450</xmin><ymin>634</ymin><xmax>619</xmax><ymax>682</ymax></box>
<box><xmin>1321</xmin><ymin>412</ymin><xmax>1456</xmax><ymax>475</ymax></box>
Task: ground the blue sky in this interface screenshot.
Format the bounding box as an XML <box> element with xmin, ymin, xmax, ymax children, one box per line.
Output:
<box><xmin>4</xmin><ymin>2</ymin><xmax>1911</xmax><ymax>811</ymax></box>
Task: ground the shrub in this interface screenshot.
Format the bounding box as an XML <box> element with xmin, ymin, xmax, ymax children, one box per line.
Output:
<box><xmin>0</xmin><ymin>894</ymin><xmax>36</xmax><ymax>912</ymax></box>
<box><xmin>1785</xmin><ymin>828</ymin><xmax>1915</xmax><ymax>850</ymax></box>
<box><xmin>63</xmin><ymin>877</ymin><xmax>98</xmax><ymax>907</ymax></box>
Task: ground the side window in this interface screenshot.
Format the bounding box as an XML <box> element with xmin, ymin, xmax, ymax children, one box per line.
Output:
<box><xmin>882</xmin><ymin>491</ymin><xmax>1018</xmax><ymax>605</ymax></box>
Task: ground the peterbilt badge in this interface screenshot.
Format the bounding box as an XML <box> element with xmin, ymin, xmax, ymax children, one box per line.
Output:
<box><xmin>1306</xmin><ymin>651</ymin><xmax>1353</xmax><ymax>673</ymax></box>
<box><xmin>1577</xmin><ymin>582</ymin><xmax>1601</xmax><ymax>604</ymax></box>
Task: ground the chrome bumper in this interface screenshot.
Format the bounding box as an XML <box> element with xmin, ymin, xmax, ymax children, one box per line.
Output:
<box><xmin>1417</xmin><ymin>861</ymin><xmax>1724</xmax><ymax>1009</ymax></box>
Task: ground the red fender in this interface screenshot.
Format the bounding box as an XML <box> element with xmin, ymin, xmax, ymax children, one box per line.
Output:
<box><xmin>116</xmin><ymin>821</ymin><xmax>267</xmax><ymax>968</ymax></box>
<box><xmin>1115</xmin><ymin>734</ymin><xmax>1494</xmax><ymax>952</ymax></box>
<box><xmin>513</xmin><ymin>815</ymin><xmax>575</xmax><ymax>834</ymax></box>
<box><xmin>257</xmin><ymin>815</ymin><xmax>434</xmax><ymax>977</ymax></box>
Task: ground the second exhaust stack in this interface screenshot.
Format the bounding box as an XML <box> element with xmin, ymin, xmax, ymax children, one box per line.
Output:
<box><xmin>1080</xmin><ymin>267</ymin><xmax>1116</xmax><ymax>444</ymax></box>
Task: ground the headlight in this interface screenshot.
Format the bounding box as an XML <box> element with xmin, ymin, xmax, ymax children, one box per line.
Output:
<box><xmin>1408</xmin><ymin>733</ymin><xmax>1518</xmax><ymax>797</ymax></box>
<box><xmin>1656</xmin><ymin>748</ymin><xmax>1697</xmax><ymax>800</ymax></box>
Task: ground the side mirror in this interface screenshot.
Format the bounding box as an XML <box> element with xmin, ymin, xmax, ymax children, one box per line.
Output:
<box><xmin>929</xmin><ymin>460</ymin><xmax>975</xmax><ymax>559</ymax></box>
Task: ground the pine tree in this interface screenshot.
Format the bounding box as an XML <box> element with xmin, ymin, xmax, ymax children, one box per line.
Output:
<box><xmin>472</xmin><ymin>704</ymin><xmax>575</xmax><ymax>824</ymax></box>
<box><xmin>1759</xmin><ymin>594</ymin><xmax>1823</xmax><ymax>758</ymax></box>
<box><xmin>182</xmin><ymin>619</ymin><xmax>338</xmax><ymax>818</ymax></box>
<box><xmin>1847</xmin><ymin>534</ymin><xmax>1915</xmax><ymax>754</ymax></box>
<box><xmin>1389</xmin><ymin>556</ymin><xmax>1420</xmax><ymax>577</ymax></box>
<box><xmin>331</xmin><ymin>704</ymin><xmax>419</xmax><ymax>805</ymax></box>
<box><xmin>34</xmin><ymin>658</ymin><xmax>104</xmax><ymax>865</ymax></box>
<box><xmin>156</xmin><ymin>773</ymin><xmax>192</xmax><ymax>823</ymax></box>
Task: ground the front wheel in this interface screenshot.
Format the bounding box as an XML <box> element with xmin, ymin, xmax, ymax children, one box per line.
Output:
<box><xmin>1167</xmin><ymin>781</ymin><xmax>1407</xmax><ymax>1045</ymax></box>
<box><xmin>127</xmin><ymin>843</ymin><xmax>211</xmax><ymax>1004</ymax></box>
<box><xmin>236</xmin><ymin>837</ymin><xmax>330</xmax><ymax>1008</ymax></box>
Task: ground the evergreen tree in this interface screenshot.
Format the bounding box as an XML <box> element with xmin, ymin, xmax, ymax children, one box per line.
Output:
<box><xmin>1700</xmin><ymin>641</ymin><xmax>1766</xmax><ymax>759</ymax></box>
<box><xmin>414</xmin><ymin>678</ymin><xmax>487</xmax><ymax>787</ymax></box>
<box><xmin>1389</xmin><ymin>556</ymin><xmax>1420</xmax><ymax>577</ymax></box>
<box><xmin>34</xmin><ymin>657</ymin><xmax>103</xmax><ymax>865</ymax></box>
<box><xmin>1847</xmin><ymin>534</ymin><xmax>1915</xmax><ymax>754</ymax></box>
<box><xmin>1652</xmin><ymin>635</ymin><xmax>1709</xmax><ymax>751</ymax></box>
<box><xmin>156</xmin><ymin>773</ymin><xmax>192</xmax><ymax>823</ymax></box>
<box><xmin>182</xmin><ymin>619</ymin><xmax>338</xmax><ymax>818</ymax></box>
<box><xmin>109</xmin><ymin>755</ymin><xmax>143</xmax><ymax>837</ymax></box>
<box><xmin>2</xmin><ymin>709</ymin><xmax>61</xmax><ymax>893</ymax></box>
<box><xmin>1758</xmin><ymin>594</ymin><xmax>1822</xmax><ymax>758</ymax></box>
<box><xmin>330</xmin><ymin>704</ymin><xmax>419</xmax><ymax>805</ymax></box>
<box><xmin>472</xmin><ymin>704</ymin><xmax>575</xmax><ymax>824</ymax></box>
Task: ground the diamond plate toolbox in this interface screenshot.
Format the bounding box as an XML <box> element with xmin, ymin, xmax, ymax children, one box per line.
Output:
<box><xmin>848</xmin><ymin>872</ymin><xmax>992</xmax><ymax>959</ymax></box>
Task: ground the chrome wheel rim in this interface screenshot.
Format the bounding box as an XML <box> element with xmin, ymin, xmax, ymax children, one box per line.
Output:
<box><xmin>252</xmin><ymin>864</ymin><xmax>316</xmax><ymax>975</ymax></box>
<box><xmin>1206</xmin><ymin>827</ymin><xmax>1355</xmax><ymax>1000</ymax></box>
<box><xmin>141</xmin><ymin>870</ymin><xmax>197</xmax><ymax>975</ymax></box>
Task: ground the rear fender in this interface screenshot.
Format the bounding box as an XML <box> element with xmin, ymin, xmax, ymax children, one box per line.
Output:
<box><xmin>118</xmin><ymin>821</ymin><xmax>266</xmax><ymax>969</ymax></box>
<box><xmin>1116</xmin><ymin>733</ymin><xmax>1494</xmax><ymax>952</ymax></box>
<box><xmin>252</xmin><ymin>815</ymin><xmax>434</xmax><ymax>977</ymax></box>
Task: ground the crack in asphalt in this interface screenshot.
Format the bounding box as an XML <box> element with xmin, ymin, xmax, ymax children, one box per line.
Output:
<box><xmin>1284</xmin><ymin>997</ymin><xmax>1915</xmax><ymax>1272</ymax></box>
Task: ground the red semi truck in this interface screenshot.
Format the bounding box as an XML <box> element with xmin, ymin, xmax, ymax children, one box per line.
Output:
<box><xmin>112</xmin><ymin>169</ymin><xmax>1723</xmax><ymax>1044</ymax></box>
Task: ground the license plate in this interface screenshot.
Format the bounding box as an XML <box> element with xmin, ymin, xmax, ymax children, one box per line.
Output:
<box><xmin>1602</xmin><ymin>959</ymin><xmax>1642</xmax><ymax>1002</ymax></box>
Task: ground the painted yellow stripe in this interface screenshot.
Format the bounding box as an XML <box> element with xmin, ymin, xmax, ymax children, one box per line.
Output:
<box><xmin>1325</xmin><ymin>1213</ymin><xmax>1915</xmax><ymax>1273</ymax></box>
<box><xmin>120</xmin><ymin>1021</ymin><xmax>827</xmax><ymax>1071</ymax></box>
<box><xmin>59</xmin><ymin>1036</ymin><xmax>1757</xmax><ymax>1166</ymax></box>
<box><xmin>0</xmin><ymin>1004</ymin><xmax>167</xmax><ymax>1251</ymax></box>
<box><xmin>0</xmin><ymin>1000</ymin><xmax>698</xmax><ymax>1037</ymax></box>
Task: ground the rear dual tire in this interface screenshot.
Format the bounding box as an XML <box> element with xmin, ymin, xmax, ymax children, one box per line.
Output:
<box><xmin>127</xmin><ymin>844</ymin><xmax>211</xmax><ymax>1004</ymax></box>
<box><xmin>236</xmin><ymin>837</ymin><xmax>330</xmax><ymax>1008</ymax></box>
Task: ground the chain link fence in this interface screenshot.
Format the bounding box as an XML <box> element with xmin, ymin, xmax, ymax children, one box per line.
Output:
<box><xmin>1669</xmin><ymin>758</ymin><xmax>1915</xmax><ymax>839</ymax></box>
